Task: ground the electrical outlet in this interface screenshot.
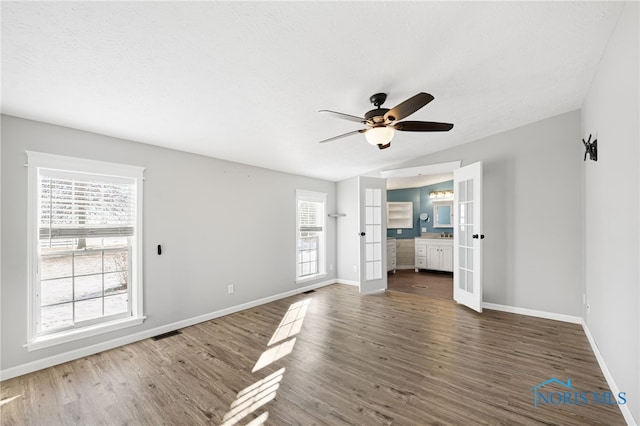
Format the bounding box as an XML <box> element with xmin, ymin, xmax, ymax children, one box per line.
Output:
<box><xmin>228</xmin><ymin>284</ymin><xmax>234</xmax><ymax>294</ymax></box>
<box><xmin>353</xmin><ymin>265</ymin><xmax>357</xmax><ymax>273</ymax></box>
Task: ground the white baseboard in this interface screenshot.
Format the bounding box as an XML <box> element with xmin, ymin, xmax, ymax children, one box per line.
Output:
<box><xmin>335</xmin><ymin>279</ymin><xmax>359</xmax><ymax>287</ymax></box>
<box><xmin>360</xmin><ymin>288</ymin><xmax>386</xmax><ymax>295</ymax></box>
<box><xmin>482</xmin><ymin>302</ymin><xmax>582</xmax><ymax>324</ymax></box>
<box><xmin>581</xmin><ymin>320</ymin><xmax>637</xmax><ymax>425</ymax></box>
<box><xmin>396</xmin><ymin>265</ymin><xmax>415</xmax><ymax>270</ymax></box>
<box><xmin>0</xmin><ymin>279</ymin><xmax>334</xmax><ymax>381</ymax></box>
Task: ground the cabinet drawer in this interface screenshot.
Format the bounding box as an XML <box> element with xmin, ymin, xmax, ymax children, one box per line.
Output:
<box><xmin>416</xmin><ymin>246</ymin><xmax>426</xmax><ymax>256</ymax></box>
<box><xmin>416</xmin><ymin>257</ymin><xmax>427</xmax><ymax>268</ymax></box>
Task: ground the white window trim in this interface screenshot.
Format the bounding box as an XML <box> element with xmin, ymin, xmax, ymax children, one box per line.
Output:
<box><xmin>25</xmin><ymin>151</ymin><xmax>146</xmax><ymax>351</ymax></box>
<box><xmin>295</xmin><ymin>189</ymin><xmax>327</xmax><ymax>284</ymax></box>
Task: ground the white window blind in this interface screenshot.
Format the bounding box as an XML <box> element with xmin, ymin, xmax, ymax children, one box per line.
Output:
<box><xmin>39</xmin><ymin>170</ymin><xmax>136</xmax><ymax>244</ymax></box>
<box><xmin>297</xmin><ymin>199</ymin><xmax>323</xmax><ymax>233</ymax></box>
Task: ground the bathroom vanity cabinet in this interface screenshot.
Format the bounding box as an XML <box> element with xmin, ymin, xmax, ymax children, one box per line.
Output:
<box><xmin>387</xmin><ymin>238</ymin><xmax>397</xmax><ymax>273</ymax></box>
<box><xmin>414</xmin><ymin>238</ymin><xmax>453</xmax><ymax>272</ymax></box>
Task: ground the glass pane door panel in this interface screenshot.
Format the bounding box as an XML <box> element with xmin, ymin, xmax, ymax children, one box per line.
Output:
<box><xmin>365</xmin><ymin>188</ymin><xmax>382</xmax><ymax>281</ymax></box>
<box><xmin>366</xmin><ymin>225</ymin><xmax>374</xmax><ymax>243</ymax></box>
<box><xmin>373</xmin><ymin>207</ymin><xmax>381</xmax><ymax>225</ymax></box>
<box><xmin>372</xmin><ymin>225</ymin><xmax>381</xmax><ymax>243</ymax></box>
<box><xmin>365</xmin><ymin>188</ymin><xmax>374</xmax><ymax>206</ymax></box>
<box><xmin>458</xmin><ymin>271</ymin><xmax>466</xmax><ymax>290</ymax></box>
<box><xmin>372</xmin><ymin>188</ymin><xmax>381</xmax><ymax>206</ymax></box>
<box><xmin>457</xmin><ymin>178</ymin><xmax>475</xmax><ymax>291</ymax></box>
<box><xmin>459</xmin><ymin>181</ymin><xmax>467</xmax><ymax>202</ymax></box>
<box><xmin>466</xmin><ymin>179</ymin><xmax>474</xmax><ymax>202</ymax></box>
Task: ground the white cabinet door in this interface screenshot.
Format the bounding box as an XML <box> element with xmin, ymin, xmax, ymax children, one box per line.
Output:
<box><xmin>441</xmin><ymin>246</ymin><xmax>453</xmax><ymax>272</ymax></box>
<box><xmin>427</xmin><ymin>246</ymin><xmax>441</xmax><ymax>270</ymax></box>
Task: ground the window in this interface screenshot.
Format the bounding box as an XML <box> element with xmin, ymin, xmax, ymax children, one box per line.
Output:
<box><xmin>26</xmin><ymin>151</ymin><xmax>145</xmax><ymax>350</ymax></box>
<box><xmin>295</xmin><ymin>190</ymin><xmax>326</xmax><ymax>282</ymax></box>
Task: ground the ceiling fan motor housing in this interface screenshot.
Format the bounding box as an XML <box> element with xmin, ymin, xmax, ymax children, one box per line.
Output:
<box><xmin>367</xmin><ymin>93</ymin><xmax>393</xmax><ymax>123</ymax></box>
<box><xmin>365</xmin><ymin>108</ymin><xmax>390</xmax><ymax>124</ymax></box>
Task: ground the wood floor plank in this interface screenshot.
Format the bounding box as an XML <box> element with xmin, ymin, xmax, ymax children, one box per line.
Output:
<box><xmin>0</xmin><ymin>284</ymin><xmax>625</xmax><ymax>425</ymax></box>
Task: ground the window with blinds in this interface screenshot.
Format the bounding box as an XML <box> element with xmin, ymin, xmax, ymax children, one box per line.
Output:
<box><xmin>296</xmin><ymin>190</ymin><xmax>326</xmax><ymax>281</ymax></box>
<box><xmin>27</xmin><ymin>151</ymin><xmax>145</xmax><ymax>347</ymax></box>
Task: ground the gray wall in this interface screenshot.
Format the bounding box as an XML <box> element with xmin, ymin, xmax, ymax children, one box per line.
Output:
<box><xmin>1</xmin><ymin>115</ymin><xmax>336</xmax><ymax>372</ymax></box>
<box><xmin>381</xmin><ymin>110</ymin><xmax>583</xmax><ymax>316</ymax></box>
<box><xmin>582</xmin><ymin>2</ymin><xmax>639</xmax><ymax>422</ymax></box>
<box><xmin>336</xmin><ymin>176</ymin><xmax>359</xmax><ymax>284</ymax></box>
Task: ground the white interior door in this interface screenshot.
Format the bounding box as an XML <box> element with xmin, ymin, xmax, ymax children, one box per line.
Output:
<box><xmin>453</xmin><ymin>162</ymin><xmax>483</xmax><ymax>312</ymax></box>
<box><xmin>358</xmin><ymin>176</ymin><xmax>387</xmax><ymax>294</ymax></box>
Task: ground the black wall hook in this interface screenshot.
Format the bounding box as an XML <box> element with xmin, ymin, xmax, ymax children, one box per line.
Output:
<box><xmin>582</xmin><ymin>134</ymin><xmax>598</xmax><ymax>161</ymax></box>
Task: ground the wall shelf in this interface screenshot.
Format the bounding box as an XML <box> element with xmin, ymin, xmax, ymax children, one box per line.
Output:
<box><xmin>387</xmin><ymin>202</ymin><xmax>413</xmax><ymax>228</ymax></box>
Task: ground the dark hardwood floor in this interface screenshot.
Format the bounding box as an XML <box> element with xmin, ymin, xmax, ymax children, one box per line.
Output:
<box><xmin>388</xmin><ymin>269</ymin><xmax>453</xmax><ymax>300</ymax></box>
<box><xmin>0</xmin><ymin>284</ymin><xmax>624</xmax><ymax>425</ymax></box>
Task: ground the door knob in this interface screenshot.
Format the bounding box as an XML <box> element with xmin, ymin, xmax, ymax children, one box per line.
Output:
<box><xmin>472</xmin><ymin>234</ymin><xmax>485</xmax><ymax>239</ymax></box>
<box><xmin>359</xmin><ymin>232</ymin><xmax>366</xmax><ymax>237</ymax></box>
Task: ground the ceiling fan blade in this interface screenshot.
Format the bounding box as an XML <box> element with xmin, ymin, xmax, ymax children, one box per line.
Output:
<box><xmin>319</xmin><ymin>110</ymin><xmax>366</xmax><ymax>123</ymax></box>
<box><xmin>393</xmin><ymin>121</ymin><xmax>454</xmax><ymax>132</ymax></box>
<box><xmin>318</xmin><ymin>129</ymin><xmax>368</xmax><ymax>144</ymax></box>
<box><xmin>384</xmin><ymin>93</ymin><xmax>434</xmax><ymax>122</ymax></box>
<box><xmin>377</xmin><ymin>143</ymin><xmax>391</xmax><ymax>150</ymax></box>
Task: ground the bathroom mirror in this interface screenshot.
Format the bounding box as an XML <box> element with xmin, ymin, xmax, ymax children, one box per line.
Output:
<box><xmin>433</xmin><ymin>200</ymin><xmax>453</xmax><ymax>228</ymax></box>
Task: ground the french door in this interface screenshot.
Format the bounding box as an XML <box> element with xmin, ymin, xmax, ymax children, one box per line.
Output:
<box><xmin>358</xmin><ymin>176</ymin><xmax>387</xmax><ymax>294</ymax></box>
<box><xmin>453</xmin><ymin>162</ymin><xmax>483</xmax><ymax>312</ymax></box>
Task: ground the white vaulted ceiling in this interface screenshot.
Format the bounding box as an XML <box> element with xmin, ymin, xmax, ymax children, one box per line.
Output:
<box><xmin>1</xmin><ymin>2</ymin><xmax>624</xmax><ymax>181</ymax></box>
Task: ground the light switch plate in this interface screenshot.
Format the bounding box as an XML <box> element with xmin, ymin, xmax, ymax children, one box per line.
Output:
<box><xmin>421</xmin><ymin>227</ymin><xmax>427</xmax><ymax>232</ymax></box>
<box><xmin>396</xmin><ymin>229</ymin><xmax>402</xmax><ymax>234</ymax></box>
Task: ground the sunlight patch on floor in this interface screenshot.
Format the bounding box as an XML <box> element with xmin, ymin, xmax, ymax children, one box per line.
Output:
<box><xmin>245</xmin><ymin>411</ymin><xmax>269</xmax><ymax>426</ymax></box>
<box><xmin>0</xmin><ymin>395</ymin><xmax>22</xmax><ymax>407</ymax></box>
<box><xmin>267</xmin><ymin>298</ymin><xmax>310</xmax><ymax>346</ymax></box>
<box><xmin>232</xmin><ymin>367</ymin><xmax>285</xmax><ymax>409</ymax></box>
<box><xmin>220</xmin><ymin>297</ymin><xmax>312</xmax><ymax>425</ymax></box>
<box><xmin>252</xmin><ymin>338</ymin><xmax>296</xmax><ymax>373</ymax></box>
<box><xmin>221</xmin><ymin>369</ymin><xmax>283</xmax><ymax>426</ymax></box>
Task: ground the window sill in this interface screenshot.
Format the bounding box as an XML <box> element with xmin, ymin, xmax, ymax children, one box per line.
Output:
<box><xmin>295</xmin><ymin>273</ymin><xmax>327</xmax><ymax>285</ymax></box>
<box><xmin>26</xmin><ymin>315</ymin><xmax>146</xmax><ymax>351</ymax></box>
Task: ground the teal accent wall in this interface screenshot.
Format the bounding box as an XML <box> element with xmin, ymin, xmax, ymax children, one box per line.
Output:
<box><xmin>387</xmin><ymin>180</ymin><xmax>454</xmax><ymax>238</ymax></box>
<box><xmin>386</xmin><ymin>187</ymin><xmax>420</xmax><ymax>239</ymax></box>
<box><xmin>419</xmin><ymin>181</ymin><xmax>454</xmax><ymax>234</ymax></box>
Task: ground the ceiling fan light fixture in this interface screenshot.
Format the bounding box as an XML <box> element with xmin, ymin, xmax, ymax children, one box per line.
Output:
<box><xmin>365</xmin><ymin>126</ymin><xmax>394</xmax><ymax>146</ymax></box>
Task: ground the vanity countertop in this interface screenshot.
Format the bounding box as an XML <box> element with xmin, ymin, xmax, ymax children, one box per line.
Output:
<box><xmin>415</xmin><ymin>236</ymin><xmax>453</xmax><ymax>244</ymax></box>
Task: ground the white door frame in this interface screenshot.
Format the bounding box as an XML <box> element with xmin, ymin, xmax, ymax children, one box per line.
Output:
<box><xmin>380</xmin><ymin>161</ymin><xmax>484</xmax><ymax>307</ymax></box>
